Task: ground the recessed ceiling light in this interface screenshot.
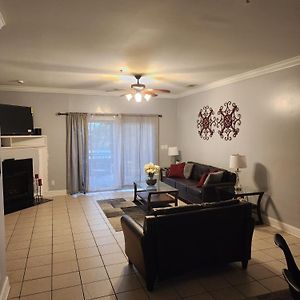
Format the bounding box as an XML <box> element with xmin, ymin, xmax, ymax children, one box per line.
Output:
<box><xmin>186</xmin><ymin>84</ymin><xmax>198</xmax><ymax>88</ymax></box>
<box><xmin>120</xmin><ymin>67</ymin><xmax>128</xmax><ymax>73</ymax></box>
<box><xmin>17</xmin><ymin>80</ymin><xmax>24</xmax><ymax>84</ymax></box>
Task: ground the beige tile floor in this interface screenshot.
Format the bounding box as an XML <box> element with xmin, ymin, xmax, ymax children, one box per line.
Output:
<box><xmin>4</xmin><ymin>190</ymin><xmax>300</xmax><ymax>300</ymax></box>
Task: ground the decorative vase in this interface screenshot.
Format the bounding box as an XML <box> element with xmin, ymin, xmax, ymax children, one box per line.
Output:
<box><xmin>146</xmin><ymin>177</ymin><xmax>157</xmax><ymax>186</ymax></box>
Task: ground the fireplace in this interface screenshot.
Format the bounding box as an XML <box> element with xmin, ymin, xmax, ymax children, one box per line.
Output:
<box><xmin>2</xmin><ymin>158</ymin><xmax>34</xmax><ymax>214</ymax></box>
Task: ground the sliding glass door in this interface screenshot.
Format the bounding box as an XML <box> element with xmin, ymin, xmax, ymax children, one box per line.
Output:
<box><xmin>88</xmin><ymin>116</ymin><xmax>120</xmax><ymax>191</ymax></box>
<box><xmin>88</xmin><ymin>115</ymin><xmax>158</xmax><ymax>191</ymax></box>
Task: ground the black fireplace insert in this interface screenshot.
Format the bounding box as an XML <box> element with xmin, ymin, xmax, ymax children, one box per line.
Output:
<box><xmin>2</xmin><ymin>158</ymin><xmax>34</xmax><ymax>214</ymax></box>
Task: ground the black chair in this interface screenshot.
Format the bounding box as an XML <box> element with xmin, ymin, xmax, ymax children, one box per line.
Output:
<box><xmin>274</xmin><ymin>233</ymin><xmax>300</xmax><ymax>299</ymax></box>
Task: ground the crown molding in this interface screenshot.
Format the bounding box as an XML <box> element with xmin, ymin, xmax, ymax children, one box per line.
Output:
<box><xmin>0</xmin><ymin>85</ymin><xmax>177</xmax><ymax>99</ymax></box>
<box><xmin>179</xmin><ymin>55</ymin><xmax>300</xmax><ymax>98</ymax></box>
<box><xmin>0</xmin><ymin>85</ymin><xmax>113</xmax><ymax>96</ymax></box>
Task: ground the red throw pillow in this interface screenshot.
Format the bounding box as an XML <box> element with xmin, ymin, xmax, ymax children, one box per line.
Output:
<box><xmin>168</xmin><ymin>163</ymin><xmax>186</xmax><ymax>178</ymax></box>
<box><xmin>197</xmin><ymin>173</ymin><xmax>209</xmax><ymax>187</ymax></box>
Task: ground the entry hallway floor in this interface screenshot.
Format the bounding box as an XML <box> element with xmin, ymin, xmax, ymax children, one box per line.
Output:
<box><xmin>4</xmin><ymin>191</ymin><xmax>300</xmax><ymax>300</ymax></box>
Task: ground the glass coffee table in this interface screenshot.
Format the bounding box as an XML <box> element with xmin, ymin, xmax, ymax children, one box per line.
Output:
<box><xmin>133</xmin><ymin>181</ymin><xmax>179</xmax><ymax>212</ymax></box>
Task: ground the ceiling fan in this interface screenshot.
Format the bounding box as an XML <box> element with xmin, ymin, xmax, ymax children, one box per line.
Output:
<box><xmin>107</xmin><ymin>74</ymin><xmax>171</xmax><ymax>102</ymax></box>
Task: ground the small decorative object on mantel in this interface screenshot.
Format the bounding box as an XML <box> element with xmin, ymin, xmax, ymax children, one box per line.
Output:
<box><xmin>217</xmin><ymin>101</ymin><xmax>241</xmax><ymax>141</ymax></box>
<box><xmin>144</xmin><ymin>162</ymin><xmax>160</xmax><ymax>186</ymax></box>
<box><xmin>197</xmin><ymin>105</ymin><xmax>216</xmax><ymax>140</ymax></box>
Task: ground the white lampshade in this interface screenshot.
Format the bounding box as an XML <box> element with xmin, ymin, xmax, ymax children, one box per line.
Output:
<box><xmin>229</xmin><ymin>154</ymin><xmax>247</xmax><ymax>169</ymax></box>
<box><xmin>168</xmin><ymin>146</ymin><xmax>179</xmax><ymax>156</ymax></box>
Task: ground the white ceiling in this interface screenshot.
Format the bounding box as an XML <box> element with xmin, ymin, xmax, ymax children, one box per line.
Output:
<box><xmin>0</xmin><ymin>0</ymin><xmax>299</xmax><ymax>97</ymax></box>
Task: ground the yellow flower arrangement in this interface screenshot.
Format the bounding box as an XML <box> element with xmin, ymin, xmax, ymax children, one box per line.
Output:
<box><xmin>144</xmin><ymin>162</ymin><xmax>160</xmax><ymax>178</ymax></box>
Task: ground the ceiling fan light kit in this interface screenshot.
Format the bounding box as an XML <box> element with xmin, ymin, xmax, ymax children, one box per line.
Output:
<box><xmin>123</xmin><ymin>74</ymin><xmax>170</xmax><ymax>103</ymax></box>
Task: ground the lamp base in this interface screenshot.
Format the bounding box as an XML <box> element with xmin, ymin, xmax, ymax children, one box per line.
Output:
<box><xmin>235</xmin><ymin>185</ymin><xmax>242</xmax><ymax>191</ymax></box>
<box><xmin>234</xmin><ymin>169</ymin><xmax>242</xmax><ymax>192</ymax></box>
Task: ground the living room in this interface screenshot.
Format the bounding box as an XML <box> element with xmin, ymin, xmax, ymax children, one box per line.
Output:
<box><xmin>0</xmin><ymin>0</ymin><xmax>300</xmax><ymax>299</ymax></box>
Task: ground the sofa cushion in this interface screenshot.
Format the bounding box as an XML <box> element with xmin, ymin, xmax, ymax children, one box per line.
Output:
<box><xmin>163</xmin><ymin>177</ymin><xmax>177</xmax><ymax>187</ymax></box>
<box><xmin>188</xmin><ymin>162</ymin><xmax>212</xmax><ymax>181</ymax></box>
<box><xmin>168</xmin><ymin>163</ymin><xmax>185</xmax><ymax>178</ymax></box>
<box><xmin>204</xmin><ymin>171</ymin><xmax>224</xmax><ymax>186</ymax></box>
<box><xmin>187</xmin><ymin>185</ymin><xmax>202</xmax><ymax>198</ymax></box>
<box><xmin>173</xmin><ymin>178</ymin><xmax>197</xmax><ymax>194</ymax></box>
<box><xmin>174</xmin><ymin>178</ymin><xmax>197</xmax><ymax>186</ymax></box>
<box><xmin>183</xmin><ymin>163</ymin><xmax>194</xmax><ymax>179</ymax></box>
<box><xmin>151</xmin><ymin>204</ymin><xmax>201</xmax><ymax>216</ymax></box>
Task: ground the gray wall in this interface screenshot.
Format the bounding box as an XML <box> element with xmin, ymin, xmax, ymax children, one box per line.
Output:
<box><xmin>0</xmin><ymin>92</ymin><xmax>178</xmax><ymax>191</ymax></box>
<box><xmin>177</xmin><ymin>65</ymin><xmax>300</xmax><ymax>229</ymax></box>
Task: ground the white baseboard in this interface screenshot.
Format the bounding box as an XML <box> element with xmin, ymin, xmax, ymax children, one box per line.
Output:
<box><xmin>45</xmin><ymin>189</ymin><xmax>67</xmax><ymax>197</ymax></box>
<box><xmin>0</xmin><ymin>277</ymin><xmax>10</xmax><ymax>300</ymax></box>
<box><xmin>265</xmin><ymin>215</ymin><xmax>300</xmax><ymax>238</ymax></box>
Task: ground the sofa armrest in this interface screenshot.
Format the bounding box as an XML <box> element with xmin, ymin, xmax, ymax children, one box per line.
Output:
<box><xmin>121</xmin><ymin>215</ymin><xmax>144</xmax><ymax>241</ymax></box>
<box><xmin>160</xmin><ymin>167</ymin><xmax>169</xmax><ymax>181</ymax></box>
<box><xmin>121</xmin><ymin>215</ymin><xmax>156</xmax><ymax>290</ymax></box>
<box><xmin>121</xmin><ymin>215</ymin><xmax>147</xmax><ymax>272</ymax></box>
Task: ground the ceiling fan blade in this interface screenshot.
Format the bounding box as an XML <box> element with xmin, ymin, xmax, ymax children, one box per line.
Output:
<box><xmin>146</xmin><ymin>88</ymin><xmax>171</xmax><ymax>93</ymax></box>
<box><xmin>105</xmin><ymin>88</ymin><xmax>127</xmax><ymax>92</ymax></box>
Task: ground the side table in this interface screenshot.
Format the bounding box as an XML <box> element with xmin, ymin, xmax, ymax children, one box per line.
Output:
<box><xmin>234</xmin><ymin>188</ymin><xmax>264</xmax><ymax>225</ymax></box>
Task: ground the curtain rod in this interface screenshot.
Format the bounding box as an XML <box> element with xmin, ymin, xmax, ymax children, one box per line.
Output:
<box><xmin>56</xmin><ymin>112</ymin><xmax>162</xmax><ymax>117</ymax></box>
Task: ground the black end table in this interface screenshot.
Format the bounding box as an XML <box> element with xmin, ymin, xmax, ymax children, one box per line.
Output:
<box><xmin>234</xmin><ymin>187</ymin><xmax>264</xmax><ymax>225</ymax></box>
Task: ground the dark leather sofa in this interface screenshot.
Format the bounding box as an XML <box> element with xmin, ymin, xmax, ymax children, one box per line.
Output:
<box><xmin>121</xmin><ymin>200</ymin><xmax>254</xmax><ymax>291</ymax></box>
<box><xmin>162</xmin><ymin>161</ymin><xmax>236</xmax><ymax>203</ymax></box>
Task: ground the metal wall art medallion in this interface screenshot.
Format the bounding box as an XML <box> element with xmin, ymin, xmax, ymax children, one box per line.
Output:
<box><xmin>197</xmin><ymin>106</ymin><xmax>216</xmax><ymax>140</ymax></box>
<box><xmin>216</xmin><ymin>101</ymin><xmax>241</xmax><ymax>141</ymax></box>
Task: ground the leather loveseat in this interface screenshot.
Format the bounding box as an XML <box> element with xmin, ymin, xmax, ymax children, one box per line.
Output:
<box><xmin>121</xmin><ymin>200</ymin><xmax>254</xmax><ymax>291</ymax></box>
<box><xmin>162</xmin><ymin>161</ymin><xmax>236</xmax><ymax>203</ymax></box>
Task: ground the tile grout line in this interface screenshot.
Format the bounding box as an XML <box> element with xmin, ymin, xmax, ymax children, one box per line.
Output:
<box><xmin>66</xmin><ymin>196</ymin><xmax>87</xmax><ymax>300</ymax></box>
<box><xmin>5</xmin><ymin>211</ymin><xmax>21</xmax><ymax>251</ymax></box>
<box><xmin>18</xmin><ymin>206</ymin><xmax>38</xmax><ymax>299</ymax></box>
<box><xmin>78</xmin><ymin>196</ymin><xmax>118</xmax><ymax>299</ymax></box>
<box><xmin>87</xmin><ymin>195</ymin><xmax>151</xmax><ymax>299</ymax></box>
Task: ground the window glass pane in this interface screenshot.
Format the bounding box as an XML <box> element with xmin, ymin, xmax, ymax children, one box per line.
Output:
<box><xmin>87</xmin><ymin>115</ymin><xmax>158</xmax><ymax>191</ymax></box>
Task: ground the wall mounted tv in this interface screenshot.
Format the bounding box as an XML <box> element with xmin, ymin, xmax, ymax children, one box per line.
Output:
<box><xmin>0</xmin><ymin>104</ymin><xmax>34</xmax><ymax>136</ymax></box>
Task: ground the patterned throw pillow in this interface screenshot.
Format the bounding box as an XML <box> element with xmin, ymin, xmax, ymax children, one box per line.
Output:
<box><xmin>183</xmin><ymin>163</ymin><xmax>194</xmax><ymax>179</ymax></box>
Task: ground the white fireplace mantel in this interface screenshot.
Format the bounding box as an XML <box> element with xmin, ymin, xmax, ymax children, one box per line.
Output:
<box><xmin>0</xmin><ymin>135</ymin><xmax>48</xmax><ymax>194</ymax></box>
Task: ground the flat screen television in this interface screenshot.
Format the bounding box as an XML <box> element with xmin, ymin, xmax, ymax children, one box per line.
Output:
<box><xmin>0</xmin><ymin>104</ymin><xmax>34</xmax><ymax>136</ymax></box>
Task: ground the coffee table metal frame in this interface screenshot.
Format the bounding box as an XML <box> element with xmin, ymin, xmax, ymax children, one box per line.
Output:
<box><xmin>133</xmin><ymin>181</ymin><xmax>179</xmax><ymax>212</ymax></box>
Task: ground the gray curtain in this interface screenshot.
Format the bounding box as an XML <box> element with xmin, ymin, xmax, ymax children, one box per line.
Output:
<box><xmin>66</xmin><ymin>113</ymin><xmax>89</xmax><ymax>194</ymax></box>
